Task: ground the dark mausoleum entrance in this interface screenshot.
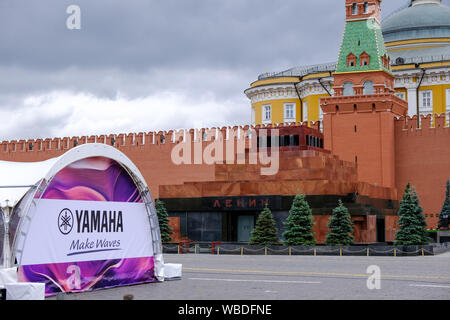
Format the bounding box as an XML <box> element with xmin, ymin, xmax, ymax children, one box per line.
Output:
<box><xmin>163</xmin><ymin>196</ymin><xmax>285</xmax><ymax>242</ymax></box>
<box><xmin>222</xmin><ymin>212</ymin><xmax>257</xmax><ymax>242</ymax></box>
<box><xmin>161</xmin><ymin>194</ymin><xmax>397</xmax><ymax>244</ymax></box>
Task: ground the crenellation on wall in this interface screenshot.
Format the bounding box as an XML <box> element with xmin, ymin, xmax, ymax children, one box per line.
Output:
<box><xmin>146</xmin><ymin>132</ymin><xmax>156</xmax><ymax>145</ymax></box>
<box><xmin>1</xmin><ymin>141</ymin><xmax>8</xmax><ymax>153</ymax></box>
<box><xmin>25</xmin><ymin>139</ymin><xmax>33</xmax><ymax>152</ymax></box>
<box><xmin>434</xmin><ymin>112</ymin><xmax>448</xmax><ymax>128</ymax></box>
<box><xmin>18</xmin><ymin>140</ymin><xmax>26</xmax><ymax>152</ymax></box>
<box><xmin>420</xmin><ymin>114</ymin><xmax>433</xmax><ymax>130</ymax></box>
<box><xmin>155</xmin><ymin>131</ymin><xmax>164</xmax><ymax>145</ymax></box>
<box><xmin>61</xmin><ymin>137</ymin><xmax>70</xmax><ymax>150</ymax></box>
<box><xmin>166</xmin><ymin>130</ymin><xmax>175</xmax><ymax>144</ymax></box>
<box><xmin>395</xmin><ymin>113</ymin><xmax>450</xmax><ymax>135</ymax></box>
<box><xmin>125</xmin><ymin>133</ymin><xmax>135</xmax><ymax>146</ymax></box>
<box><xmin>0</xmin><ymin>121</ymin><xmax>321</xmax><ymax>157</ymax></box>
<box><xmin>43</xmin><ymin>138</ymin><xmax>52</xmax><ymax>151</ymax></box>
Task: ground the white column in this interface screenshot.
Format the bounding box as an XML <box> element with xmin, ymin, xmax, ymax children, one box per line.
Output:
<box><xmin>303</xmin><ymin>101</ymin><xmax>308</xmax><ymax>122</ymax></box>
<box><xmin>446</xmin><ymin>88</ymin><xmax>450</xmax><ymax>113</ymax></box>
<box><xmin>407</xmin><ymin>87</ymin><xmax>418</xmax><ymax>117</ymax></box>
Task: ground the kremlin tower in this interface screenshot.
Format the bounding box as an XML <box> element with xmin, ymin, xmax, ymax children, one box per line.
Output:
<box><xmin>320</xmin><ymin>0</ymin><xmax>408</xmax><ymax>189</ymax></box>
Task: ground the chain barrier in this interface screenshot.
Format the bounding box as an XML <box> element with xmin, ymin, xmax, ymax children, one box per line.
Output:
<box><xmin>290</xmin><ymin>247</ymin><xmax>315</xmax><ymax>254</ymax></box>
<box><xmin>342</xmin><ymin>248</ymin><xmax>368</xmax><ymax>254</ymax></box>
<box><xmin>243</xmin><ymin>247</ymin><xmax>266</xmax><ymax>253</ymax></box>
<box><xmin>398</xmin><ymin>249</ymin><xmax>421</xmax><ymax>256</ymax></box>
<box><xmin>368</xmin><ymin>248</ymin><xmax>397</xmax><ymax>254</ymax></box>
<box><xmin>163</xmin><ymin>244</ymin><xmax>437</xmax><ymax>256</ymax></box>
<box><xmin>162</xmin><ymin>244</ymin><xmax>179</xmax><ymax>251</ymax></box>
<box><xmin>315</xmin><ymin>247</ymin><xmax>340</xmax><ymax>254</ymax></box>
<box><xmin>267</xmin><ymin>246</ymin><xmax>291</xmax><ymax>253</ymax></box>
<box><xmin>216</xmin><ymin>246</ymin><xmax>243</xmax><ymax>255</ymax></box>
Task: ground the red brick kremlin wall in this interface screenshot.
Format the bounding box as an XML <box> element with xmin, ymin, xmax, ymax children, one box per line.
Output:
<box><xmin>0</xmin><ymin>122</ymin><xmax>319</xmax><ymax>199</ymax></box>
<box><xmin>394</xmin><ymin>114</ymin><xmax>450</xmax><ymax>229</ymax></box>
<box><xmin>1</xmin><ymin>116</ymin><xmax>449</xmax><ymax>229</ymax></box>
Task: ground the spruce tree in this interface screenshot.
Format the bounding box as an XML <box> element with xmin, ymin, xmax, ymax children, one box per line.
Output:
<box><xmin>249</xmin><ymin>205</ymin><xmax>279</xmax><ymax>246</ymax></box>
<box><xmin>325</xmin><ymin>200</ymin><xmax>354</xmax><ymax>246</ymax></box>
<box><xmin>282</xmin><ymin>193</ymin><xmax>316</xmax><ymax>246</ymax></box>
<box><xmin>395</xmin><ymin>183</ymin><xmax>430</xmax><ymax>245</ymax></box>
<box><xmin>438</xmin><ymin>180</ymin><xmax>450</xmax><ymax>230</ymax></box>
<box><xmin>155</xmin><ymin>199</ymin><xmax>174</xmax><ymax>243</ymax></box>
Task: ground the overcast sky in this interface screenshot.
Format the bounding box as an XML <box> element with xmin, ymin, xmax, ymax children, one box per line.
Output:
<box><xmin>0</xmin><ymin>0</ymin><xmax>448</xmax><ymax>141</ymax></box>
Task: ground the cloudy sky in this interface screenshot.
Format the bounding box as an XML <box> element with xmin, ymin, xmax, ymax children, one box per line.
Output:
<box><xmin>0</xmin><ymin>0</ymin><xmax>448</xmax><ymax>141</ymax></box>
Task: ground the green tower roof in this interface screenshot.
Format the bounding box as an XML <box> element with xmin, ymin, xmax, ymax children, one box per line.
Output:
<box><xmin>336</xmin><ymin>19</ymin><xmax>391</xmax><ymax>74</ymax></box>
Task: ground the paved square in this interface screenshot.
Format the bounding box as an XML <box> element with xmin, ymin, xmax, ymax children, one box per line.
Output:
<box><xmin>47</xmin><ymin>252</ymin><xmax>450</xmax><ymax>300</ymax></box>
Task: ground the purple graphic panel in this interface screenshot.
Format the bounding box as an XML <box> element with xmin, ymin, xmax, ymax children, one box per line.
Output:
<box><xmin>18</xmin><ymin>257</ymin><xmax>155</xmax><ymax>294</ymax></box>
<box><xmin>40</xmin><ymin>157</ymin><xmax>142</xmax><ymax>203</ymax></box>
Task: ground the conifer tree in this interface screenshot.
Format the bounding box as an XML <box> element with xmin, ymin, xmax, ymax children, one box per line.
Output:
<box><xmin>438</xmin><ymin>180</ymin><xmax>450</xmax><ymax>230</ymax></box>
<box><xmin>325</xmin><ymin>200</ymin><xmax>354</xmax><ymax>246</ymax></box>
<box><xmin>249</xmin><ymin>205</ymin><xmax>279</xmax><ymax>246</ymax></box>
<box><xmin>282</xmin><ymin>193</ymin><xmax>316</xmax><ymax>246</ymax></box>
<box><xmin>395</xmin><ymin>183</ymin><xmax>430</xmax><ymax>245</ymax></box>
<box><xmin>155</xmin><ymin>199</ymin><xmax>174</xmax><ymax>243</ymax></box>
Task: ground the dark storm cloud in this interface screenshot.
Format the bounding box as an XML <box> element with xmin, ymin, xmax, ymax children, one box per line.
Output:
<box><xmin>0</xmin><ymin>0</ymin><xmax>423</xmax><ymax>90</ymax></box>
<box><xmin>0</xmin><ymin>0</ymin><xmax>447</xmax><ymax>140</ymax></box>
<box><xmin>0</xmin><ymin>0</ymin><xmax>346</xmax><ymax>71</ymax></box>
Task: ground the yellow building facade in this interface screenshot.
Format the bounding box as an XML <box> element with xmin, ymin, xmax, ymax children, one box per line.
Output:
<box><xmin>245</xmin><ymin>0</ymin><xmax>450</xmax><ymax>125</ymax></box>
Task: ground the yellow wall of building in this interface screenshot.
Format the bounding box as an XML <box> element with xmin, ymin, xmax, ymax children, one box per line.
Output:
<box><xmin>303</xmin><ymin>93</ymin><xmax>330</xmax><ymax>122</ymax></box>
<box><xmin>252</xmin><ymin>93</ymin><xmax>333</xmax><ymax>125</ymax></box>
<box><xmin>395</xmin><ymin>88</ymin><xmax>408</xmax><ymax>101</ymax></box>
<box><xmin>252</xmin><ymin>98</ymin><xmax>301</xmax><ymax>125</ymax></box>
<box><xmin>393</xmin><ymin>84</ymin><xmax>450</xmax><ymax>115</ymax></box>
<box><xmin>250</xmin><ymin>73</ymin><xmax>450</xmax><ymax>125</ymax></box>
<box><xmin>419</xmin><ymin>84</ymin><xmax>450</xmax><ymax>115</ymax></box>
<box><xmin>250</xmin><ymin>77</ymin><xmax>299</xmax><ymax>88</ymax></box>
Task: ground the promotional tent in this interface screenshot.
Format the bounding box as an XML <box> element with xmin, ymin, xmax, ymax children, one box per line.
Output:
<box><xmin>0</xmin><ymin>143</ymin><xmax>163</xmax><ymax>296</ymax></box>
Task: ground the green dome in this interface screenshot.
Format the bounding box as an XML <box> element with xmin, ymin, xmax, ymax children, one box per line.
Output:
<box><xmin>382</xmin><ymin>1</ymin><xmax>450</xmax><ymax>43</ymax></box>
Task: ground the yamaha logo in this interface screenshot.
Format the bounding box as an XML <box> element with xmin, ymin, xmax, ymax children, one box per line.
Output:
<box><xmin>58</xmin><ymin>208</ymin><xmax>74</xmax><ymax>235</ymax></box>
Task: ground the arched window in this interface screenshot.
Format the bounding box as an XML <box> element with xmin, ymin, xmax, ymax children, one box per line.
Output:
<box><xmin>343</xmin><ymin>82</ymin><xmax>354</xmax><ymax>96</ymax></box>
<box><xmin>360</xmin><ymin>52</ymin><xmax>370</xmax><ymax>66</ymax></box>
<box><xmin>363</xmin><ymin>80</ymin><xmax>374</xmax><ymax>95</ymax></box>
<box><xmin>347</xmin><ymin>53</ymin><xmax>357</xmax><ymax>67</ymax></box>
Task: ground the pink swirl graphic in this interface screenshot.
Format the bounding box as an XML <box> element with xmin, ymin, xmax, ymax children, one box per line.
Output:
<box><xmin>18</xmin><ymin>257</ymin><xmax>155</xmax><ymax>295</ymax></box>
<box><xmin>40</xmin><ymin>157</ymin><xmax>142</xmax><ymax>203</ymax></box>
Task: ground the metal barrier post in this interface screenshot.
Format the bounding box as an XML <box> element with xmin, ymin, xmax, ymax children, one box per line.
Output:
<box><xmin>289</xmin><ymin>247</ymin><xmax>292</xmax><ymax>256</ymax></box>
<box><xmin>314</xmin><ymin>248</ymin><xmax>317</xmax><ymax>256</ymax></box>
<box><xmin>394</xmin><ymin>248</ymin><xmax>397</xmax><ymax>257</ymax></box>
<box><xmin>265</xmin><ymin>247</ymin><xmax>267</xmax><ymax>256</ymax></box>
<box><xmin>340</xmin><ymin>248</ymin><xmax>342</xmax><ymax>256</ymax></box>
<box><xmin>422</xmin><ymin>248</ymin><xmax>424</xmax><ymax>257</ymax></box>
<box><xmin>367</xmin><ymin>247</ymin><xmax>370</xmax><ymax>257</ymax></box>
<box><xmin>218</xmin><ymin>246</ymin><xmax>220</xmax><ymax>255</ymax></box>
<box><xmin>241</xmin><ymin>246</ymin><xmax>243</xmax><ymax>256</ymax></box>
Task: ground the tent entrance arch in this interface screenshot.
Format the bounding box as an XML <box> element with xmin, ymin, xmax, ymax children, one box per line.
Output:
<box><xmin>1</xmin><ymin>143</ymin><xmax>163</xmax><ymax>296</ymax></box>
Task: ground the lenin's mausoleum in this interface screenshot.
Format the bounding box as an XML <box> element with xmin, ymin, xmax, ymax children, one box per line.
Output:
<box><xmin>1</xmin><ymin>0</ymin><xmax>450</xmax><ymax>244</ymax></box>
